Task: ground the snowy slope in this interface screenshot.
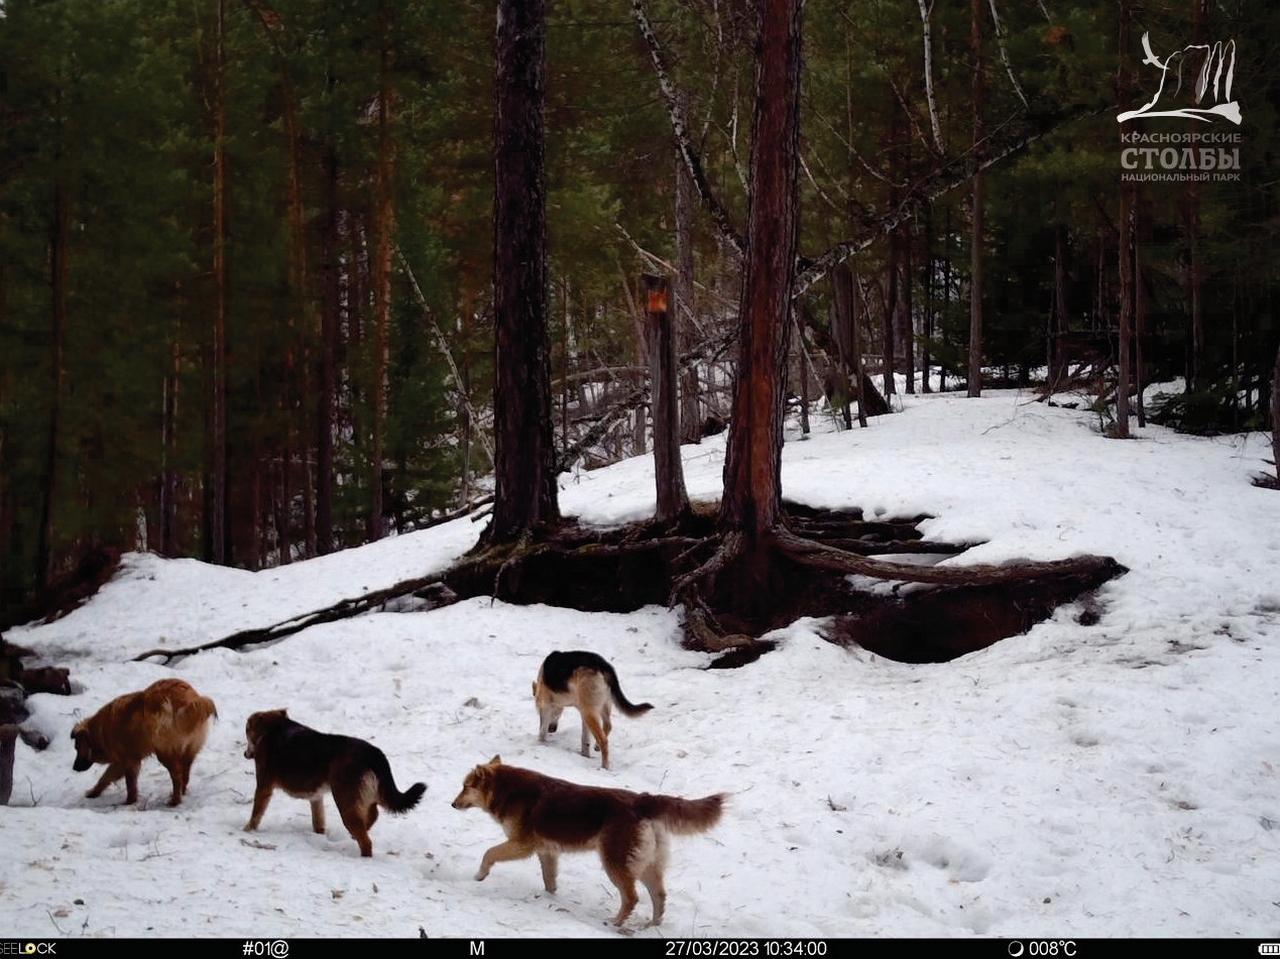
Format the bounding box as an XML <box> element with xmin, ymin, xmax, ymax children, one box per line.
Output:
<box><xmin>3</xmin><ymin>390</ymin><xmax>1279</xmax><ymax>939</ymax></box>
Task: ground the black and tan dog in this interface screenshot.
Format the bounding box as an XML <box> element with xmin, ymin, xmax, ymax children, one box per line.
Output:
<box><xmin>533</xmin><ymin>650</ymin><xmax>653</xmax><ymax>769</ymax></box>
<box><xmin>242</xmin><ymin>709</ymin><xmax>426</xmax><ymax>857</ymax></box>
<box><xmin>452</xmin><ymin>756</ymin><xmax>724</xmax><ymax>928</ymax></box>
<box><xmin>71</xmin><ymin>678</ymin><xmax>217</xmax><ymax>806</ymax></box>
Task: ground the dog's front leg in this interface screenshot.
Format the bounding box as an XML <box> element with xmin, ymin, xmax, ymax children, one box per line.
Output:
<box><xmin>538</xmin><ymin>706</ymin><xmax>563</xmax><ymax>743</ymax></box>
<box><xmin>244</xmin><ymin>785</ymin><xmax>273</xmax><ymax>831</ymax></box>
<box><xmin>309</xmin><ymin>796</ymin><xmax>326</xmax><ymax>834</ymax></box>
<box><xmin>475</xmin><ymin>840</ymin><xmax>533</xmax><ymax>881</ymax></box>
<box><xmin>86</xmin><ymin>763</ymin><xmax>124</xmax><ymax>799</ymax></box>
<box><xmin>537</xmin><ymin>851</ymin><xmax>558</xmax><ymax>893</ymax></box>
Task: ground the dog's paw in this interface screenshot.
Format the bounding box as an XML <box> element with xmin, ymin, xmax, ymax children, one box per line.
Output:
<box><xmin>474</xmin><ymin>870</ymin><xmax>488</xmax><ymax>882</ymax></box>
<box><xmin>243</xmin><ymin>822</ymin><xmax>257</xmax><ymax>832</ymax></box>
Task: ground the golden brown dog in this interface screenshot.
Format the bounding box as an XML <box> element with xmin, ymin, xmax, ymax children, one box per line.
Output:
<box><xmin>71</xmin><ymin>678</ymin><xmax>217</xmax><ymax>806</ymax></box>
<box><xmin>242</xmin><ymin>709</ymin><xmax>426</xmax><ymax>857</ymax></box>
<box><xmin>451</xmin><ymin>756</ymin><xmax>724</xmax><ymax>927</ymax></box>
<box><xmin>533</xmin><ymin>650</ymin><xmax>653</xmax><ymax>769</ymax></box>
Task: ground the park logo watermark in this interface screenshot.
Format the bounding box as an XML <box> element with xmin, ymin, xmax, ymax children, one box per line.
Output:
<box><xmin>1117</xmin><ymin>32</ymin><xmax>1243</xmax><ymax>183</ymax></box>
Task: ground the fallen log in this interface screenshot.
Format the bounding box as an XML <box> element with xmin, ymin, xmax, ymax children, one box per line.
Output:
<box><xmin>133</xmin><ymin>576</ymin><xmax>458</xmax><ymax>665</ymax></box>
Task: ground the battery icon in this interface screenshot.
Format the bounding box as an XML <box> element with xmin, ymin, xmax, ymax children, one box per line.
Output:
<box><xmin>1258</xmin><ymin>945</ymin><xmax>1280</xmax><ymax>955</ymax></box>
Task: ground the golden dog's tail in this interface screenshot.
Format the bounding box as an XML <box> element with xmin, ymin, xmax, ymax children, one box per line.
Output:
<box><xmin>175</xmin><ymin>695</ymin><xmax>218</xmax><ymax>734</ymax></box>
<box><xmin>636</xmin><ymin>792</ymin><xmax>725</xmax><ymax>835</ymax></box>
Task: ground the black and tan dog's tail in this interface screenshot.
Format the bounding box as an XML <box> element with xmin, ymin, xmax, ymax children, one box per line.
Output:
<box><xmin>373</xmin><ymin>755</ymin><xmax>427</xmax><ymax>814</ymax></box>
<box><xmin>637</xmin><ymin>792</ymin><xmax>725</xmax><ymax>835</ymax></box>
<box><xmin>605</xmin><ymin>666</ymin><xmax>654</xmax><ymax>718</ymax></box>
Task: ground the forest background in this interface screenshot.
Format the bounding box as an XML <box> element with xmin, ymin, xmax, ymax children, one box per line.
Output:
<box><xmin>1</xmin><ymin>0</ymin><xmax>1276</xmax><ymax>613</ymax></box>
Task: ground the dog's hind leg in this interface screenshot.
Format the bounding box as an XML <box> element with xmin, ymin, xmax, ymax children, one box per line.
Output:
<box><xmin>580</xmin><ymin>710</ymin><xmax>610</xmax><ymax>769</ymax></box>
<box><xmin>309</xmin><ymin>796</ymin><xmax>326</xmax><ymax>834</ymax></box>
<box><xmin>605</xmin><ymin>865</ymin><xmax>640</xmax><ymax>928</ymax></box>
<box><xmin>180</xmin><ymin>748</ymin><xmax>197</xmax><ymax>791</ymax></box>
<box><xmin>337</xmin><ymin>805</ymin><xmax>374</xmax><ymax>857</ymax></box>
<box><xmin>537</xmin><ymin>851</ymin><xmax>559</xmax><ymax>893</ymax></box>
<box><xmin>333</xmin><ymin>778</ymin><xmax>375</xmax><ymax>856</ymax></box>
<box><xmin>639</xmin><ymin>865</ymin><xmax>666</xmax><ymax>926</ymax></box>
<box><xmin>157</xmin><ymin>753</ymin><xmax>185</xmax><ymax>806</ymax></box>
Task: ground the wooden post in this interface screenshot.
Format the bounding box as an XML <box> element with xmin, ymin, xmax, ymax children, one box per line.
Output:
<box><xmin>643</xmin><ymin>274</ymin><xmax>688</xmax><ymax>523</ymax></box>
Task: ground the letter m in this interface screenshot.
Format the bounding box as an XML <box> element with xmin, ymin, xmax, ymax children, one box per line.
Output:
<box><xmin>470</xmin><ymin>943</ymin><xmax>485</xmax><ymax>957</ymax></box>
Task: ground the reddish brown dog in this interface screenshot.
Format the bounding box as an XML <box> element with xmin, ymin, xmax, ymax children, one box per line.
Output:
<box><xmin>71</xmin><ymin>678</ymin><xmax>217</xmax><ymax>806</ymax></box>
<box><xmin>452</xmin><ymin>756</ymin><xmax>724</xmax><ymax>927</ymax></box>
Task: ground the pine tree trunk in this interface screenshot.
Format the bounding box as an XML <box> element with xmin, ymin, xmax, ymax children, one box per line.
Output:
<box><xmin>1272</xmin><ymin>340</ymin><xmax>1280</xmax><ymax>485</ymax></box>
<box><xmin>903</xmin><ymin>222</ymin><xmax>915</xmax><ymax>394</ymax></box>
<box><xmin>1050</xmin><ymin>217</ymin><xmax>1068</xmax><ymax>389</ymax></box>
<box><xmin>210</xmin><ymin>0</ymin><xmax>229</xmax><ymax>564</ymax></box>
<box><xmin>370</xmin><ymin>4</ymin><xmax>395</xmax><ymax>544</ymax></box>
<box><xmin>967</xmin><ymin>0</ymin><xmax>984</xmax><ymax>399</ymax></box>
<box><xmin>719</xmin><ymin>0</ymin><xmax>802</xmax><ymax>543</ymax></box>
<box><xmin>884</xmin><ymin>228</ymin><xmax>898</xmax><ymax>397</ymax></box>
<box><xmin>1187</xmin><ymin>0</ymin><xmax>1206</xmax><ymax>391</ymax></box>
<box><xmin>830</xmin><ymin>263</ymin><xmax>856</xmax><ymax>429</ymax></box>
<box><xmin>160</xmin><ymin>341</ymin><xmax>180</xmax><ymax>557</ymax></box>
<box><xmin>1115</xmin><ymin>0</ymin><xmax>1135</xmax><ymax>438</ymax></box>
<box><xmin>316</xmin><ymin>147</ymin><xmax>339</xmax><ymax>556</ymax></box>
<box><xmin>37</xmin><ymin>168</ymin><xmax>68</xmax><ymax>590</ymax></box>
<box><xmin>485</xmin><ymin>0</ymin><xmax>559</xmax><ymax>544</ymax></box>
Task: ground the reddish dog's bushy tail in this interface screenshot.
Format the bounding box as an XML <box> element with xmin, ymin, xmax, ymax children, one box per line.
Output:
<box><xmin>637</xmin><ymin>792</ymin><xmax>725</xmax><ymax>835</ymax></box>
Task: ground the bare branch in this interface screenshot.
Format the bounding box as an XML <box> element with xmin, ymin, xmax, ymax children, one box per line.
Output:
<box><xmin>396</xmin><ymin>245</ymin><xmax>494</xmax><ymax>467</ymax></box>
<box><xmin>631</xmin><ymin>0</ymin><xmax>744</xmax><ymax>256</ymax></box>
<box><xmin>794</xmin><ymin>114</ymin><xmax>1070</xmax><ymax>297</ymax></box>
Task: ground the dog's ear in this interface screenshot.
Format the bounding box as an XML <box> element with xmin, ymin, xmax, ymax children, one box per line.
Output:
<box><xmin>488</xmin><ymin>754</ymin><xmax>502</xmax><ymax>767</ymax></box>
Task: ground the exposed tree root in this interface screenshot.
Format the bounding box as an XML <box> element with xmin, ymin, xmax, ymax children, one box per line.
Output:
<box><xmin>153</xmin><ymin>504</ymin><xmax>1125</xmax><ymax>668</ymax></box>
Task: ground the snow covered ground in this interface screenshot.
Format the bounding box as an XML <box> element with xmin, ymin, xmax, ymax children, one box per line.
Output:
<box><xmin>3</xmin><ymin>389</ymin><xmax>1279</xmax><ymax>939</ymax></box>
